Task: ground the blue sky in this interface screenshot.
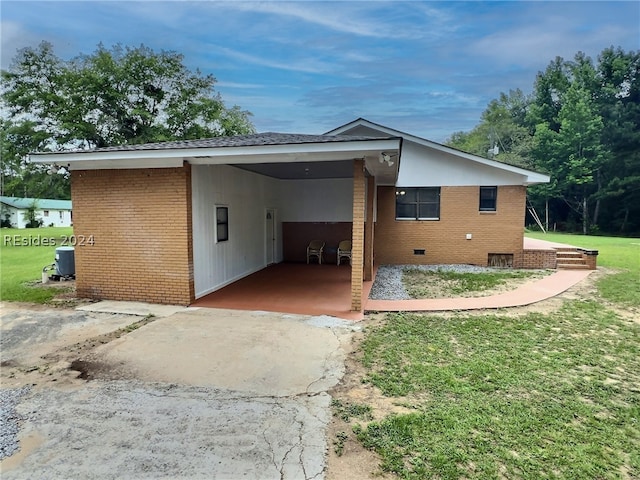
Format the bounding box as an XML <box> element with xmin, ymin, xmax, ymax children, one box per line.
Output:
<box><xmin>1</xmin><ymin>1</ymin><xmax>638</xmax><ymax>142</ymax></box>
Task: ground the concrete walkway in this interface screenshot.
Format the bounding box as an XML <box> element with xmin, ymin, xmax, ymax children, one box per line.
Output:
<box><xmin>1</xmin><ymin>307</ymin><xmax>358</xmax><ymax>479</ymax></box>
<box><xmin>365</xmin><ymin>269</ymin><xmax>592</xmax><ymax>313</ymax></box>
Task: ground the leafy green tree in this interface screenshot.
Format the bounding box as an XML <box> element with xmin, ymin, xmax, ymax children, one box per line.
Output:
<box><xmin>0</xmin><ymin>118</ymin><xmax>68</xmax><ymax>198</ymax></box>
<box><xmin>529</xmin><ymin>49</ymin><xmax>640</xmax><ymax>234</ymax></box>
<box><xmin>533</xmin><ymin>84</ymin><xmax>608</xmax><ymax>234</ymax></box>
<box><xmin>449</xmin><ymin>47</ymin><xmax>639</xmax><ymax>235</ymax></box>
<box><xmin>593</xmin><ymin>47</ymin><xmax>640</xmax><ymax>233</ymax></box>
<box><xmin>2</xmin><ymin>42</ymin><xmax>255</xmax><ymax>149</ymax></box>
<box><xmin>447</xmin><ymin>89</ymin><xmax>533</xmax><ymax>168</ymax></box>
<box><xmin>23</xmin><ymin>199</ymin><xmax>44</xmax><ymax>228</ymax></box>
<box><xmin>1</xmin><ymin>41</ymin><xmax>255</xmax><ymax>199</ymax></box>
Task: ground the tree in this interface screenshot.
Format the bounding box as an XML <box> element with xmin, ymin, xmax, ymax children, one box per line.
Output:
<box><xmin>0</xmin><ymin>118</ymin><xmax>69</xmax><ymax>198</ymax></box>
<box><xmin>447</xmin><ymin>89</ymin><xmax>534</xmax><ymax>168</ymax></box>
<box><xmin>23</xmin><ymin>200</ymin><xmax>44</xmax><ymax>228</ymax></box>
<box><xmin>1</xmin><ymin>41</ymin><xmax>256</xmax><ymax>198</ymax></box>
<box><xmin>593</xmin><ymin>47</ymin><xmax>640</xmax><ymax>233</ymax></box>
<box><xmin>532</xmin><ymin>84</ymin><xmax>608</xmax><ymax>234</ymax></box>
<box><xmin>447</xmin><ymin>47</ymin><xmax>639</xmax><ymax>235</ymax></box>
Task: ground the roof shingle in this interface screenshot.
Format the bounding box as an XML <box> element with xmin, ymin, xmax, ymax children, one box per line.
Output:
<box><xmin>46</xmin><ymin>132</ymin><xmax>393</xmax><ymax>154</ymax></box>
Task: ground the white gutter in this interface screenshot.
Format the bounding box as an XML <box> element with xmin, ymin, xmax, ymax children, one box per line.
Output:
<box><xmin>29</xmin><ymin>139</ymin><xmax>402</xmax><ymax>168</ymax></box>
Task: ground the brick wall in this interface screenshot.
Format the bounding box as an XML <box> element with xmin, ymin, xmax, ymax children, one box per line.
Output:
<box><xmin>517</xmin><ymin>249</ymin><xmax>557</xmax><ymax>269</ymax></box>
<box><xmin>351</xmin><ymin>159</ymin><xmax>365</xmax><ymax>311</ymax></box>
<box><xmin>580</xmin><ymin>249</ymin><xmax>599</xmax><ymax>270</ymax></box>
<box><xmin>375</xmin><ymin>185</ymin><xmax>526</xmax><ymax>266</ymax></box>
<box><xmin>70</xmin><ymin>166</ymin><xmax>194</xmax><ymax>305</ymax></box>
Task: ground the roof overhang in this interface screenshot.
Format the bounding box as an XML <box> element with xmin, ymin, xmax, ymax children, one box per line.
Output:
<box><xmin>29</xmin><ymin>138</ymin><xmax>402</xmax><ymax>183</ymax></box>
<box><xmin>328</xmin><ymin>118</ymin><xmax>550</xmax><ymax>186</ymax></box>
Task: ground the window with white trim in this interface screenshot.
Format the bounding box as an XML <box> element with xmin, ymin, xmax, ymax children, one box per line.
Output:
<box><xmin>395</xmin><ymin>187</ymin><xmax>440</xmax><ymax>220</ymax></box>
<box><xmin>215</xmin><ymin>206</ymin><xmax>229</xmax><ymax>242</ymax></box>
<box><xmin>479</xmin><ymin>186</ymin><xmax>497</xmax><ymax>211</ymax></box>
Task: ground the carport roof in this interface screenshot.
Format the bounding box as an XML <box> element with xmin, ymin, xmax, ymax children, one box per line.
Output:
<box><xmin>29</xmin><ymin>132</ymin><xmax>403</xmax><ymax>184</ymax></box>
<box><xmin>30</xmin><ymin>132</ymin><xmax>395</xmax><ymax>154</ymax></box>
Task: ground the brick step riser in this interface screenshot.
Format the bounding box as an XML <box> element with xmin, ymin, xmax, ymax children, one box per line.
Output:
<box><xmin>556</xmin><ymin>258</ymin><xmax>588</xmax><ymax>265</ymax></box>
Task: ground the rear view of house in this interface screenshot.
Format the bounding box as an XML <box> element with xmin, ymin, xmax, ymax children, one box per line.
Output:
<box><xmin>30</xmin><ymin>118</ymin><xmax>550</xmax><ymax>312</ymax></box>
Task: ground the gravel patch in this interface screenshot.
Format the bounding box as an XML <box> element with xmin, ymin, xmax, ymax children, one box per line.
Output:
<box><xmin>369</xmin><ymin>264</ymin><xmax>505</xmax><ymax>300</ymax></box>
<box><xmin>0</xmin><ymin>386</ymin><xmax>31</xmax><ymax>460</ymax></box>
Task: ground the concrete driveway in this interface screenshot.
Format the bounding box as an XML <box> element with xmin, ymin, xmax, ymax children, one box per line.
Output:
<box><xmin>0</xmin><ymin>302</ymin><xmax>358</xmax><ymax>479</ymax></box>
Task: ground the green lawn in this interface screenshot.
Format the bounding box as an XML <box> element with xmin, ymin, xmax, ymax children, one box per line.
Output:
<box><xmin>0</xmin><ymin>226</ymin><xmax>74</xmax><ymax>302</ymax></box>
<box><xmin>526</xmin><ymin>231</ymin><xmax>640</xmax><ymax>306</ymax></box>
<box><xmin>348</xmin><ymin>233</ymin><xmax>640</xmax><ymax>479</ymax></box>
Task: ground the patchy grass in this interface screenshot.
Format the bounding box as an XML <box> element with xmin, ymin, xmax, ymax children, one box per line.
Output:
<box><xmin>333</xmin><ymin>431</ymin><xmax>349</xmax><ymax>456</ymax></box>
<box><xmin>332</xmin><ymin>398</ymin><xmax>374</xmax><ymax>423</ymax></box>
<box><xmin>402</xmin><ymin>268</ymin><xmax>547</xmax><ymax>298</ymax></box>
<box><xmin>356</xmin><ymin>303</ymin><xmax>640</xmax><ymax>479</ymax></box>
<box><xmin>526</xmin><ymin>232</ymin><xmax>640</xmax><ymax>307</ymax></box>
<box><xmin>0</xmin><ymin>227</ymin><xmax>74</xmax><ymax>302</ymax></box>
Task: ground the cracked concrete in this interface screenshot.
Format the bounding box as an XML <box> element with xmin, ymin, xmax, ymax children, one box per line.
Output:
<box><xmin>1</xmin><ymin>305</ymin><xmax>359</xmax><ymax>479</ymax></box>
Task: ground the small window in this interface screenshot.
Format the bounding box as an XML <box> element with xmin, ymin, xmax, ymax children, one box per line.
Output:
<box><xmin>479</xmin><ymin>186</ymin><xmax>497</xmax><ymax>211</ymax></box>
<box><xmin>396</xmin><ymin>187</ymin><xmax>440</xmax><ymax>220</ymax></box>
<box><xmin>59</xmin><ymin>211</ymin><xmax>63</xmax><ymax>219</ymax></box>
<box><xmin>43</xmin><ymin>210</ymin><xmax>49</xmax><ymax>217</ymax></box>
<box><xmin>215</xmin><ymin>206</ymin><xmax>229</xmax><ymax>242</ymax></box>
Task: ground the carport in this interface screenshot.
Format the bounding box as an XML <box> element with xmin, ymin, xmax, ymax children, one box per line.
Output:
<box><xmin>30</xmin><ymin>133</ymin><xmax>401</xmax><ymax>312</ymax></box>
<box><xmin>192</xmin><ymin>263</ymin><xmax>375</xmax><ymax>320</ymax></box>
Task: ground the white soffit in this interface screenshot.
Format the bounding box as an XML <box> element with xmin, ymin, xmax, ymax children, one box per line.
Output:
<box><xmin>29</xmin><ymin>138</ymin><xmax>401</xmax><ymax>171</ymax></box>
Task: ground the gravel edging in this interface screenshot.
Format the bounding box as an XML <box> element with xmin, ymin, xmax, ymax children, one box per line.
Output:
<box><xmin>369</xmin><ymin>264</ymin><xmax>512</xmax><ymax>300</ymax></box>
<box><xmin>0</xmin><ymin>385</ymin><xmax>31</xmax><ymax>460</ymax></box>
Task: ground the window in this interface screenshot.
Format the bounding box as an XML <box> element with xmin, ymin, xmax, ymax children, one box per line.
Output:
<box><xmin>215</xmin><ymin>206</ymin><xmax>229</xmax><ymax>242</ymax></box>
<box><xmin>479</xmin><ymin>186</ymin><xmax>497</xmax><ymax>211</ymax></box>
<box><xmin>59</xmin><ymin>211</ymin><xmax>63</xmax><ymax>219</ymax></box>
<box><xmin>396</xmin><ymin>187</ymin><xmax>440</xmax><ymax>220</ymax></box>
<box><xmin>43</xmin><ymin>210</ymin><xmax>49</xmax><ymax>217</ymax></box>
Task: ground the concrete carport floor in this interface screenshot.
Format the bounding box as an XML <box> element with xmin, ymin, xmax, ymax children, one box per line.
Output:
<box><xmin>1</xmin><ymin>303</ymin><xmax>359</xmax><ymax>480</ymax></box>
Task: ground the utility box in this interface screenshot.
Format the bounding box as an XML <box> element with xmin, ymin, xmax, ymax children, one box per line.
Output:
<box><xmin>55</xmin><ymin>246</ymin><xmax>75</xmax><ymax>277</ymax></box>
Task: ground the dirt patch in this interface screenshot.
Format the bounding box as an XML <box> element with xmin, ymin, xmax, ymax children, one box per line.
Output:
<box><xmin>403</xmin><ymin>268</ymin><xmax>553</xmax><ymax>299</ymax></box>
<box><xmin>1</xmin><ymin>310</ymin><xmax>157</xmax><ymax>390</ymax></box>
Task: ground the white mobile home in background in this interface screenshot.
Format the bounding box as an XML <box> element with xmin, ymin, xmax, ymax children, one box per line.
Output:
<box><xmin>0</xmin><ymin>196</ymin><xmax>72</xmax><ymax>228</ymax></box>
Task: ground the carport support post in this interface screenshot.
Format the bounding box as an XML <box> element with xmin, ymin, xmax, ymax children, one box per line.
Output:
<box><xmin>350</xmin><ymin>159</ymin><xmax>365</xmax><ymax>311</ymax></box>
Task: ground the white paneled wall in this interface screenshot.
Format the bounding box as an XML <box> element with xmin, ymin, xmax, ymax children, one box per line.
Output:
<box><xmin>278</xmin><ymin>178</ymin><xmax>353</xmax><ymax>222</ymax></box>
<box><xmin>192</xmin><ymin>167</ymin><xmax>356</xmax><ymax>298</ymax></box>
<box><xmin>192</xmin><ymin>165</ymin><xmax>282</xmax><ymax>297</ymax></box>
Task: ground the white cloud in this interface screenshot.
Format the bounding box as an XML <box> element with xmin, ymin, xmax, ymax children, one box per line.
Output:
<box><xmin>0</xmin><ymin>21</ymin><xmax>40</xmax><ymax>68</ymax></box>
<box><xmin>467</xmin><ymin>7</ymin><xmax>639</xmax><ymax>70</ymax></box>
<box><xmin>207</xmin><ymin>44</ymin><xmax>335</xmax><ymax>74</ymax></box>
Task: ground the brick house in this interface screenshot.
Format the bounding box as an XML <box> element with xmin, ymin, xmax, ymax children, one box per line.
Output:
<box><xmin>30</xmin><ymin>118</ymin><xmax>550</xmax><ymax>312</ymax></box>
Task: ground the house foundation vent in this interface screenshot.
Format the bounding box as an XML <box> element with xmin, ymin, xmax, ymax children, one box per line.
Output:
<box><xmin>413</xmin><ymin>249</ymin><xmax>426</xmax><ymax>255</ymax></box>
<box><xmin>488</xmin><ymin>253</ymin><xmax>513</xmax><ymax>268</ymax></box>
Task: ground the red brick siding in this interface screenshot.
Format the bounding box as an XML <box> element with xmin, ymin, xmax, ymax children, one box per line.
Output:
<box><xmin>351</xmin><ymin>160</ymin><xmax>365</xmax><ymax>311</ymax></box>
<box><xmin>375</xmin><ymin>185</ymin><xmax>526</xmax><ymax>265</ymax></box>
<box><xmin>581</xmin><ymin>250</ymin><xmax>598</xmax><ymax>270</ymax></box>
<box><xmin>517</xmin><ymin>249</ymin><xmax>557</xmax><ymax>269</ymax></box>
<box><xmin>70</xmin><ymin>166</ymin><xmax>194</xmax><ymax>305</ymax></box>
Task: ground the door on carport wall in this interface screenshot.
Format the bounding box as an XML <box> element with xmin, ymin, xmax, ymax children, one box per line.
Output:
<box><xmin>266</xmin><ymin>208</ymin><xmax>276</xmax><ymax>265</ymax></box>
